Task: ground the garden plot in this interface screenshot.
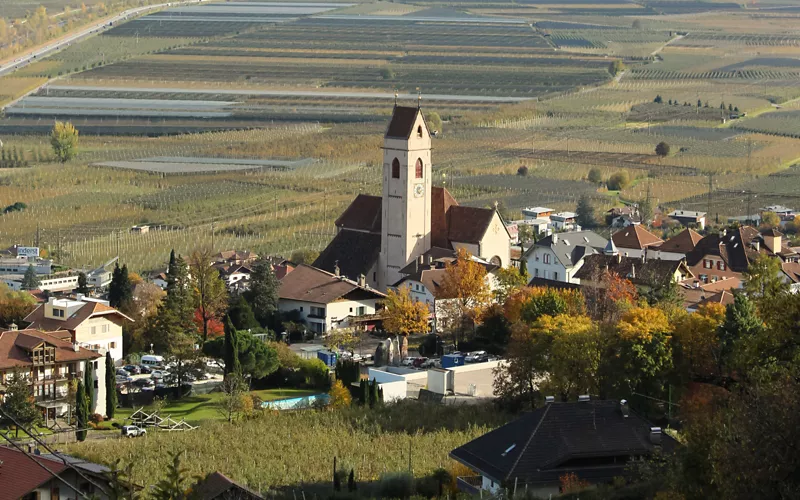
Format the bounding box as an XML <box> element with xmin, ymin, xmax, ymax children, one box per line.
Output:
<box><xmin>95</xmin><ymin>156</ymin><xmax>314</xmax><ymax>174</ymax></box>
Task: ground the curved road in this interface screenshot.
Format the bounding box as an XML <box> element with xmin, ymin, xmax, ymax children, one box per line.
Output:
<box><xmin>0</xmin><ymin>0</ymin><xmax>207</xmax><ymax>78</ymax></box>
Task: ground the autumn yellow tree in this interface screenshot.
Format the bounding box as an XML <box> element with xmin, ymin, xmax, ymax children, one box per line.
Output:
<box><xmin>438</xmin><ymin>249</ymin><xmax>492</xmax><ymax>340</ymax></box>
<box><xmin>188</xmin><ymin>250</ymin><xmax>228</xmax><ymax>343</ymax></box>
<box><xmin>537</xmin><ymin>314</ymin><xmax>603</xmax><ymax>400</ymax></box>
<box><xmin>382</xmin><ymin>285</ymin><xmax>429</xmax><ymax>336</ymax></box>
<box><xmin>673</xmin><ymin>303</ymin><xmax>725</xmax><ymax>379</ymax></box>
<box><xmin>50</xmin><ymin>121</ymin><xmax>79</xmax><ymax>162</ymax></box>
<box><xmin>328</xmin><ymin>379</ymin><xmax>352</xmax><ymax>409</ymax></box>
<box><xmin>613</xmin><ymin>306</ymin><xmax>673</xmax><ymax>395</ymax></box>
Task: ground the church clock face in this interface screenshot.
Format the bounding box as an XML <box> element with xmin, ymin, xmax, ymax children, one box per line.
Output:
<box><xmin>413</xmin><ymin>183</ymin><xmax>424</xmax><ymax>198</ymax></box>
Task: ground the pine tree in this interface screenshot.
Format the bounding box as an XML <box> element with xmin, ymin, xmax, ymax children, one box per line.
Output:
<box><xmin>246</xmin><ymin>259</ymin><xmax>280</xmax><ymax>327</ymax></box>
<box><xmin>519</xmin><ymin>259</ymin><xmax>529</xmax><ymax>282</ymax></box>
<box><xmin>108</xmin><ymin>264</ymin><xmax>123</xmax><ymax>307</ymax></box>
<box><xmin>576</xmin><ymin>195</ymin><xmax>596</xmax><ymax>228</ymax></box>
<box><xmin>166</xmin><ymin>249</ymin><xmax>178</xmax><ymax>290</ymax></box>
<box><xmin>105</xmin><ymin>352</ymin><xmax>117</xmax><ymax>418</ymax></box>
<box><xmin>76</xmin><ymin>381</ymin><xmax>88</xmax><ymax>442</ymax></box>
<box><xmin>75</xmin><ymin>271</ymin><xmax>90</xmax><ymax>295</ymax></box>
<box><xmin>223</xmin><ymin>316</ymin><xmax>240</xmax><ymax>376</ymax></box>
<box><xmin>84</xmin><ymin>359</ymin><xmax>95</xmax><ymax>414</ymax></box>
<box><xmin>228</xmin><ymin>294</ymin><xmax>259</xmax><ymax>330</ymax></box>
<box><xmin>0</xmin><ymin>368</ymin><xmax>40</xmax><ymax>437</ymax></box>
<box><xmin>21</xmin><ymin>265</ymin><xmax>40</xmax><ymax>290</ymax></box>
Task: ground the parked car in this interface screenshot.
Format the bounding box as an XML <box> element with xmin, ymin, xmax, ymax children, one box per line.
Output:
<box><xmin>465</xmin><ymin>351</ymin><xmax>487</xmax><ymax>363</ymax></box>
<box><xmin>138</xmin><ymin>365</ymin><xmax>152</xmax><ymax>374</ymax></box>
<box><xmin>412</xmin><ymin>357</ymin><xmax>428</xmax><ymax>368</ymax></box>
<box><xmin>151</xmin><ymin>370</ymin><xmax>168</xmax><ymax>380</ymax></box>
<box><xmin>116</xmin><ymin>369</ymin><xmax>131</xmax><ymax>377</ymax></box>
<box><xmin>123</xmin><ymin>365</ymin><xmax>140</xmax><ymax>374</ymax></box>
<box><xmin>133</xmin><ymin>378</ymin><xmax>154</xmax><ymax>389</ymax></box>
<box><xmin>401</xmin><ymin>357</ymin><xmax>418</xmax><ymax>367</ymax></box>
<box><xmin>421</xmin><ymin>358</ymin><xmax>438</xmax><ymax>369</ymax></box>
<box><xmin>121</xmin><ymin>425</ymin><xmax>146</xmax><ymax>438</ymax></box>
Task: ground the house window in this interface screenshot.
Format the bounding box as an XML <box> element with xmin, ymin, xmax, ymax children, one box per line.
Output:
<box><xmin>543</xmin><ymin>254</ymin><xmax>550</xmax><ymax>264</ymax></box>
<box><xmin>415</xmin><ymin>158</ymin><xmax>423</xmax><ymax>179</ymax></box>
<box><xmin>357</xmin><ymin>306</ymin><xmax>366</xmax><ymax>315</ymax></box>
<box><xmin>91</xmin><ymin>326</ymin><xmax>97</xmax><ymax>335</ymax></box>
<box><xmin>94</xmin><ymin>380</ymin><xmax>98</xmax><ymax>389</ymax></box>
<box><xmin>109</xmin><ymin>342</ymin><xmax>116</xmax><ymax>349</ymax></box>
<box><xmin>717</xmin><ymin>261</ymin><xmax>726</xmax><ymax>271</ymax></box>
<box><xmin>310</xmin><ymin>306</ymin><xmax>326</xmax><ymax>317</ymax></box>
<box><xmin>53</xmin><ymin>308</ymin><xmax>64</xmax><ymax>318</ymax></box>
<box><xmin>310</xmin><ymin>322</ymin><xmax>325</xmax><ymax>334</ymax></box>
<box><xmin>391</xmin><ymin>158</ymin><xmax>400</xmax><ymax>179</ymax></box>
<box><xmin>101</xmin><ymin>324</ymin><xmax>109</xmax><ymax>333</ymax></box>
<box><xmin>534</xmin><ymin>268</ymin><xmax>539</xmax><ymax>277</ymax></box>
<box><xmin>299</xmin><ymin>306</ymin><xmax>304</xmax><ymax>312</ymax></box>
<box><xmin>553</xmin><ymin>272</ymin><xmax>558</xmax><ymax>281</ymax></box>
<box><xmin>349</xmin><ymin>307</ymin><xmax>353</xmax><ymax>313</ymax></box>
<box><xmin>93</xmin><ymin>361</ymin><xmax>98</xmax><ymax>369</ymax></box>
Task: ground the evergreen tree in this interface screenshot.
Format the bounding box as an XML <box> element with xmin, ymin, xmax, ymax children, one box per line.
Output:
<box><xmin>105</xmin><ymin>352</ymin><xmax>117</xmax><ymax>418</ymax></box>
<box><xmin>166</xmin><ymin>249</ymin><xmax>178</xmax><ymax>290</ymax></box>
<box><xmin>519</xmin><ymin>259</ymin><xmax>529</xmax><ymax>282</ymax></box>
<box><xmin>246</xmin><ymin>259</ymin><xmax>280</xmax><ymax>327</ymax></box>
<box><xmin>76</xmin><ymin>381</ymin><xmax>88</xmax><ymax>442</ymax></box>
<box><xmin>228</xmin><ymin>294</ymin><xmax>259</xmax><ymax>330</ymax></box>
<box><xmin>21</xmin><ymin>265</ymin><xmax>40</xmax><ymax>290</ymax></box>
<box><xmin>84</xmin><ymin>359</ymin><xmax>95</xmax><ymax>413</ymax></box>
<box><xmin>576</xmin><ymin>195</ymin><xmax>596</xmax><ymax>228</ymax></box>
<box><xmin>165</xmin><ymin>255</ymin><xmax>193</xmax><ymax>322</ymax></box>
<box><xmin>75</xmin><ymin>272</ymin><xmax>90</xmax><ymax>295</ymax></box>
<box><xmin>348</xmin><ymin>469</ymin><xmax>356</xmax><ymax>492</ymax></box>
<box><xmin>719</xmin><ymin>293</ymin><xmax>762</xmax><ymax>371</ymax></box>
<box><xmin>108</xmin><ymin>264</ymin><xmax>123</xmax><ymax>307</ymax></box>
<box><xmin>223</xmin><ymin>316</ymin><xmax>240</xmax><ymax>376</ymax></box>
<box><xmin>0</xmin><ymin>367</ymin><xmax>39</xmax><ymax>437</ymax></box>
<box><xmin>697</xmin><ymin>99</ymin><xmax>702</xmax><ymax>107</ymax></box>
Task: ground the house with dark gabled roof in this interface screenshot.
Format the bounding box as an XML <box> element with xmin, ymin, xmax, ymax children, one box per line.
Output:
<box><xmin>277</xmin><ymin>264</ymin><xmax>386</xmax><ymax>335</ymax></box>
<box><xmin>574</xmin><ymin>253</ymin><xmax>693</xmax><ymax>291</ymax></box>
<box><xmin>191</xmin><ymin>471</ymin><xmax>263</xmax><ymax>500</ymax></box>
<box><xmin>650</xmin><ymin>228</ymin><xmax>702</xmax><ymax>261</ymax></box>
<box><xmin>521</xmin><ymin>231</ymin><xmax>608</xmax><ymax>284</ymax></box>
<box><xmin>314</xmin><ymin>106</ymin><xmax>511</xmax><ymax>292</ymax></box>
<box><xmin>450</xmin><ymin>398</ymin><xmax>678</xmax><ymax>496</ymax></box>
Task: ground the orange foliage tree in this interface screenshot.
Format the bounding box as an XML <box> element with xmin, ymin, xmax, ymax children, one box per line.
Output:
<box><xmin>382</xmin><ymin>285</ymin><xmax>429</xmax><ymax>336</ymax></box>
<box><xmin>438</xmin><ymin>248</ymin><xmax>492</xmax><ymax>339</ymax></box>
<box><xmin>673</xmin><ymin>303</ymin><xmax>725</xmax><ymax>379</ymax></box>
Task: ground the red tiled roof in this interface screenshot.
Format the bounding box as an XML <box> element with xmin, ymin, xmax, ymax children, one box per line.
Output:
<box><xmin>611</xmin><ymin>225</ymin><xmax>663</xmax><ymax>250</ymax></box>
<box><xmin>0</xmin><ymin>329</ymin><xmax>101</xmax><ymax>370</ymax></box>
<box><xmin>24</xmin><ymin>301</ymin><xmax>132</xmax><ymax>333</ymax></box>
<box><xmin>655</xmin><ymin>228</ymin><xmax>702</xmax><ymax>254</ymax></box>
<box><xmin>0</xmin><ymin>447</ymin><xmax>68</xmax><ymax>500</ymax></box>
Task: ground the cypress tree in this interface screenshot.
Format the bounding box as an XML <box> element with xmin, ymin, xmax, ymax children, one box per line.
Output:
<box><xmin>519</xmin><ymin>259</ymin><xmax>529</xmax><ymax>281</ymax></box>
<box><xmin>223</xmin><ymin>316</ymin><xmax>240</xmax><ymax>376</ymax></box>
<box><xmin>84</xmin><ymin>360</ymin><xmax>95</xmax><ymax>414</ymax></box>
<box><xmin>105</xmin><ymin>352</ymin><xmax>117</xmax><ymax>418</ymax></box>
<box><xmin>76</xmin><ymin>381</ymin><xmax>88</xmax><ymax>442</ymax></box>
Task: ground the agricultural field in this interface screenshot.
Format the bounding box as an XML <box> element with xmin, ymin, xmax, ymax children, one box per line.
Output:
<box><xmin>2</xmin><ymin>0</ymin><xmax>800</xmax><ymax>272</ymax></box>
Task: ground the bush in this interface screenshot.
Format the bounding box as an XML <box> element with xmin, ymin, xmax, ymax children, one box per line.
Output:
<box><xmin>517</xmin><ymin>165</ymin><xmax>529</xmax><ymax>176</ymax></box>
<box><xmin>587</xmin><ymin>168</ymin><xmax>603</xmax><ymax>184</ymax></box>
<box><xmin>301</xmin><ymin>358</ymin><xmax>331</xmax><ymax>389</ymax></box>
<box><xmin>655</xmin><ymin>141</ymin><xmax>671</xmax><ymax>157</ymax></box>
<box><xmin>607</xmin><ymin>171</ymin><xmax>631</xmax><ymax>191</ymax></box>
<box><xmin>90</xmin><ymin>413</ymin><xmax>104</xmax><ymax>424</ymax></box>
<box><xmin>378</xmin><ymin>472</ymin><xmax>414</xmax><ymax>499</ymax></box>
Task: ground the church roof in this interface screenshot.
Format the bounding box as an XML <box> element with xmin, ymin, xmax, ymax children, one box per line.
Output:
<box><xmin>385</xmin><ymin>106</ymin><xmax>425</xmax><ymax>139</ymax></box>
<box><xmin>312</xmin><ymin>230</ymin><xmax>381</xmax><ymax>281</ymax></box>
<box><xmin>448</xmin><ymin>206</ymin><xmax>496</xmax><ymax>244</ymax></box>
<box><xmin>335</xmin><ymin>194</ymin><xmax>382</xmax><ymax>233</ymax></box>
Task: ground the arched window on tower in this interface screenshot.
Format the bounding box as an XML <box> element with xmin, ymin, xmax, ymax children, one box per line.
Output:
<box><xmin>415</xmin><ymin>158</ymin><xmax>423</xmax><ymax>179</ymax></box>
<box><xmin>391</xmin><ymin>158</ymin><xmax>400</xmax><ymax>179</ymax></box>
<box><xmin>417</xmin><ymin>125</ymin><xmax>423</xmax><ymax>138</ymax></box>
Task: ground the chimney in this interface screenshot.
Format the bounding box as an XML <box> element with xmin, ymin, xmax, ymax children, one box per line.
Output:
<box><xmin>545</xmin><ymin>396</ymin><xmax>555</xmax><ymax>404</ymax></box>
<box><xmin>334</xmin><ymin>262</ymin><xmax>340</xmax><ymax>277</ymax></box>
<box><xmin>617</xmin><ymin>253</ymin><xmax>622</xmax><ymax>264</ymax></box>
<box><xmin>73</xmin><ymin>342</ymin><xmax>80</xmax><ymax>352</ymax></box>
<box><xmin>641</xmin><ymin>253</ymin><xmax>646</xmax><ymax>264</ymax></box>
<box><xmin>630</xmin><ymin>263</ymin><xmax>636</xmax><ymax>279</ymax></box>
<box><xmin>552</xmin><ymin>234</ymin><xmax>558</xmax><ymax>243</ymax></box>
<box><xmin>650</xmin><ymin>427</ymin><xmax>662</xmax><ymax>445</ymax></box>
<box><xmin>578</xmin><ymin>394</ymin><xmax>590</xmax><ymax>402</ymax></box>
<box><xmin>10</xmin><ymin>322</ymin><xmax>18</xmax><ymax>331</ymax></box>
<box><xmin>620</xmin><ymin>399</ymin><xmax>629</xmax><ymax>417</ymax></box>
<box><xmin>358</xmin><ymin>274</ymin><xmax>366</xmax><ymax>288</ymax></box>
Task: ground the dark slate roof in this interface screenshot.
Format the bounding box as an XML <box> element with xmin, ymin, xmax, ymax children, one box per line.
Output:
<box><xmin>685</xmin><ymin>226</ymin><xmax>760</xmax><ymax>272</ymax></box>
<box><xmin>385</xmin><ymin>106</ymin><xmax>423</xmax><ymax>139</ymax></box>
<box><xmin>335</xmin><ymin>194</ymin><xmax>382</xmax><ymax>233</ymax></box>
<box><xmin>192</xmin><ymin>471</ymin><xmax>263</xmax><ymax>500</ymax></box>
<box><xmin>527</xmin><ymin>278</ymin><xmax>581</xmax><ymax>290</ymax></box>
<box><xmin>312</xmin><ymin>230</ymin><xmax>381</xmax><ymax>281</ymax></box>
<box><xmin>448</xmin><ymin>206</ymin><xmax>495</xmax><ymax>244</ymax></box>
<box><xmin>574</xmin><ymin>254</ymin><xmax>690</xmax><ymax>285</ymax></box>
<box><xmin>450</xmin><ymin>400</ymin><xmax>678</xmax><ymax>485</ymax></box>
<box><xmin>526</xmin><ymin>231</ymin><xmax>608</xmax><ymax>268</ymax></box>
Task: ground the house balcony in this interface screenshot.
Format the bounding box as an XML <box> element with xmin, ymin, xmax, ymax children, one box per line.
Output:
<box><xmin>456</xmin><ymin>476</ymin><xmax>483</xmax><ymax>495</ymax></box>
<box><xmin>31</xmin><ymin>371</ymin><xmax>82</xmax><ymax>384</ymax></box>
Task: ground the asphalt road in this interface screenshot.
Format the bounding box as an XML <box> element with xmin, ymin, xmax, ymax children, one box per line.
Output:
<box><xmin>0</xmin><ymin>0</ymin><xmax>207</xmax><ymax>78</ymax></box>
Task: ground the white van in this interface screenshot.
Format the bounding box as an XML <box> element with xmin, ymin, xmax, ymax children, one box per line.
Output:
<box><xmin>140</xmin><ymin>355</ymin><xmax>164</xmax><ymax>367</ymax></box>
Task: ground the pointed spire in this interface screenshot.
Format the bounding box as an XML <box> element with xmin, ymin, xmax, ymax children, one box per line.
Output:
<box><xmin>604</xmin><ymin>238</ymin><xmax>618</xmax><ymax>256</ymax></box>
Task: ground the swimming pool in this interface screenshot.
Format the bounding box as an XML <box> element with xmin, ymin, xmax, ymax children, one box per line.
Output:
<box><xmin>261</xmin><ymin>393</ymin><xmax>329</xmax><ymax>410</ymax></box>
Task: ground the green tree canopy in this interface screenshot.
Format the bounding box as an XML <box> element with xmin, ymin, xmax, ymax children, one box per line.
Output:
<box><xmin>21</xmin><ymin>265</ymin><xmax>40</xmax><ymax>290</ymax></box>
<box><xmin>575</xmin><ymin>194</ymin><xmax>596</xmax><ymax>228</ymax></box>
<box><xmin>0</xmin><ymin>367</ymin><xmax>39</xmax><ymax>436</ymax></box>
<box><xmin>50</xmin><ymin>121</ymin><xmax>79</xmax><ymax>163</ymax></box>
<box><xmin>105</xmin><ymin>352</ymin><xmax>117</xmax><ymax>418</ymax></box>
<box><xmin>246</xmin><ymin>259</ymin><xmax>280</xmax><ymax>327</ymax></box>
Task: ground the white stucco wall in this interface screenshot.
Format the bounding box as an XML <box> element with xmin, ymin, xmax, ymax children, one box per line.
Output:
<box><xmin>478</xmin><ymin>212</ymin><xmax>512</xmax><ymax>268</ymax></box>
<box><xmin>525</xmin><ymin>246</ymin><xmax>570</xmax><ymax>282</ymax></box>
<box><xmin>278</xmin><ymin>297</ymin><xmax>381</xmax><ymax>333</ymax></box>
<box><xmin>74</xmin><ymin>316</ymin><xmax>123</xmax><ymax>363</ymax></box>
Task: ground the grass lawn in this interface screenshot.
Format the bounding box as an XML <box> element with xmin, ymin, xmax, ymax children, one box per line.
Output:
<box><xmin>114</xmin><ymin>388</ymin><xmax>319</xmax><ymax>424</ymax></box>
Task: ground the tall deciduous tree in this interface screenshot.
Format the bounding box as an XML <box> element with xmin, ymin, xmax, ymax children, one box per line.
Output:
<box><xmin>438</xmin><ymin>249</ymin><xmax>492</xmax><ymax>340</ymax></box>
<box><xmin>493</xmin><ymin>322</ymin><xmax>548</xmax><ymax>409</ymax></box>
<box><xmin>744</xmin><ymin>254</ymin><xmax>788</xmax><ymax>317</ymax></box>
<box><xmin>382</xmin><ymin>285</ymin><xmax>429</xmax><ymax>336</ymax></box>
<box><xmin>50</xmin><ymin>121</ymin><xmax>79</xmax><ymax>163</ymax></box>
<box><xmin>0</xmin><ymin>282</ymin><xmax>36</xmax><ymax>327</ymax></box>
<box><xmin>0</xmin><ymin>368</ymin><xmax>39</xmax><ymax>437</ymax></box>
<box><xmin>246</xmin><ymin>259</ymin><xmax>280</xmax><ymax>327</ymax></box>
<box><xmin>494</xmin><ymin>267</ymin><xmax>528</xmax><ymax>304</ymax></box>
<box><xmin>672</xmin><ymin>303</ymin><xmax>725</xmax><ymax>380</ymax></box>
<box><xmin>105</xmin><ymin>352</ymin><xmax>117</xmax><ymax>418</ymax></box>
<box><xmin>188</xmin><ymin>250</ymin><xmax>228</xmax><ymax>343</ymax></box>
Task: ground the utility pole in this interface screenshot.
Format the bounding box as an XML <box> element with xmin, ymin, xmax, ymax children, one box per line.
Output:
<box><xmin>707</xmin><ymin>173</ymin><xmax>713</xmax><ymax>221</ymax></box>
<box><xmin>57</xmin><ymin>228</ymin><xmax>61</xmax><ymax>261</ymax></box>
<box><xmin>35</xmin><ymin>223</ymin><xmax>40</xmax><ymax>247</ymax></box>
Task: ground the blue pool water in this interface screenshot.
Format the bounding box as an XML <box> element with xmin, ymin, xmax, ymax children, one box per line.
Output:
<box><xmin>261</xmin><ymin>393</ymin><xmax>329</xmax><ymax>410</ymax></box>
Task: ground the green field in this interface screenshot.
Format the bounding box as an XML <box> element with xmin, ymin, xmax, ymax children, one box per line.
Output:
<box><xmin>1</xmin><ymin>0</ymin><xmax>800</xmax><ymax>271</ymax></box>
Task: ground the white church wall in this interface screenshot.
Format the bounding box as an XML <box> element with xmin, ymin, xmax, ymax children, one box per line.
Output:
<box><xmin>479</xmin><ymin>212</ymin><xmax>512</xmax><ymax>268</ymax></box>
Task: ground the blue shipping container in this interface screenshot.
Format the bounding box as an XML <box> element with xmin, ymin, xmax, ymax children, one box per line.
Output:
<box><xmin>317</xmin><ymin>350</ymin><xmax>337</xmax><ymax>367</ymax></box>
<box><xmin>441</xmin><ymin>354</ymin><xmax>465</xmax><ymax>369</ymax></box>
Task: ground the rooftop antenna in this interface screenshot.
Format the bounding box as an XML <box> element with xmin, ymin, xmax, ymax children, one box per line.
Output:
<box><xmin>417</xmin><ymin>87</ymin><xmax>421</xmax><ymax>109</ymax></box>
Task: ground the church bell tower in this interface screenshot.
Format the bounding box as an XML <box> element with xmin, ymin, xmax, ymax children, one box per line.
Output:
<box><xmin>378</xmin><ymin>106</ymin><xmax>432</xmax><ymax>290</ymax></box>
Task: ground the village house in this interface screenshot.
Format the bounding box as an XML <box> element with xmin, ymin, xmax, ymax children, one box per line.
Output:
<box><xmin>277</xmin><ymin>264</ymin><xmax>386</xmax><ymax>335</ymax></box>
<box><xmin>669</xmin><ymin>210</ymin><xmax>706</xmax><ymax>230</ymax></box>
<box><xmin>450</xmin><ymin>398</ymin><xmax>677</xmax><ymax>497</ymax></box>
<box><xmin>606</xmin><ymin>206</ymin><xmax>641</xmax><ymax>228</ymax></box>
<box><xmin>650</xmin><ymin>228</ymin><xmax>703</xmax><ymax>261</ymax></box>
<box><xmin>0</xmin><ymin>447</ymin><xmax>121</xmax><ymax>500</ymax></box>
<box><xmin>24</xmin><ymin>297</ymin><xmax>131</xmax><ymax>364</ymax></box>
<box><xmin>313</xmin><ymin>106</ymin><xmax>511</xmax><ymax>292</ymax></box>
<box><xmin>575</xmin><ymin>250</ymin><xmax>693</xmax><ymax>292</ymax></box>
<box><xmin>0</xmin><ymin>327</ymin><xmax>107</xmax><ymax>421</ymax></box>
<box><xmin>549</xmin><ymin>211</ymin><xmax>579</xmax><ymax>232</ymax></box>
<box><xmin>521</xmin><ymin>231</ymin><xmax>608</xmax><ymax>283</ymax></box>
<box><xmin>611</xmin><ymin>225</ymin><xmax>663</xmax><ymax>259</ymax></box>
<box><xmin>213</xmin><ymin>250</ymin><xmax>259</xmax><ymax>267</ymax></box>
